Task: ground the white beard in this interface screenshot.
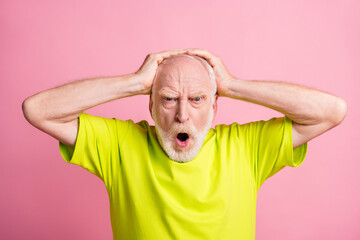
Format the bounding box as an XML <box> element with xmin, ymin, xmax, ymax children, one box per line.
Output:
<box><xmin>152</xmin><ymin>107</ymin><xmax>214</xmax><ymax>163</ymax></box>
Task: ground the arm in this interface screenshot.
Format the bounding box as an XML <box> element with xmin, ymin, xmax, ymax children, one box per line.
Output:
<box><xmin>223</xmin><ymin>79</ymin><xmax>347</xmax><ymax>148</ymax></box>
<box><xmin>186</xmin><ymin>48</ymin><xmax>347</xmax><ymax>148</ymax></box>
<box><xmin>22</xmin><ymin>49</ymin><xmax>189</xmax><ymax>146</ymax></box>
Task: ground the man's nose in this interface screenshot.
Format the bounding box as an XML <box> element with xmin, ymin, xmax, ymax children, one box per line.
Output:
<box><xmin>176</xmin><ymin>99</ymin><xmax>189</xmax><ymax>123</ymax></box>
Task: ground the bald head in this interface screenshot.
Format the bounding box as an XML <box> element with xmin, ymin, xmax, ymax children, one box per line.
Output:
<box><xmin>152</xmin><ymin>54</ymin><xmax>216</xmax><ymax>97</ymax></box>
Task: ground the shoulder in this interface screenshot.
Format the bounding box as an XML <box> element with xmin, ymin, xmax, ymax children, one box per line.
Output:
<box><xmin>80</xmin><ymin>113</ymin><xmax>152</xmax><ymax>128</ymax></box>
<box><xmin>79</xmin><ymin>113</ymin><xmax>154</xmax><ymax>137</ymax></box>
<box><xmin>79</xmin><ymin>113</ymin><xmax>155</xmax><ymax>145</ymax></box>
<box><xmin>213</xmin><ymin>117</ymin><xmax>289</xmax><ymax>139</ymax></box>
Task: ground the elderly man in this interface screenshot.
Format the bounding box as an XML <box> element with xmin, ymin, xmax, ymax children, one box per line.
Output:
<box><xmin>22</xmin><ymin>48</ymin><xmax>347</xmax><ymax>239</ymax></box>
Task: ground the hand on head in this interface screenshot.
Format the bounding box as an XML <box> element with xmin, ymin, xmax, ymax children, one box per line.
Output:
<box><xmin>184</xmin><ymin>48</ymin><xmax>234</xmax><ymax>97</ymax></box>
<box><xmin>135</xmin><ymin>48</ymin><xmax>233</xmax><ymax>96</ymax></box>
<box><xmin>135</xmin><ymin>49</ymin><xmax>189</xmax><ymax>94</ymax></box>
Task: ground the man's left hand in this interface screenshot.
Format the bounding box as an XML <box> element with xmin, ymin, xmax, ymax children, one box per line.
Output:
<box><xmin>185</xmin><ymin>48</ymin><xmax>234</xmax><ymax>97</ymax></box>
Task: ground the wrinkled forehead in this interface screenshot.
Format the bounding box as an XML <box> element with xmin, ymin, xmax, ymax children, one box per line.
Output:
<box><xmin>154</xmin><ymin>55</ymin><xmax>212</xmax><ymax>92</ymax></box>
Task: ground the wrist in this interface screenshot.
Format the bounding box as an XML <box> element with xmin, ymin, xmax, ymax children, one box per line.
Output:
<box><xmin>218</xmin><ymin>77</ymin><xmax>237</xmax><ymax>97</ymax></box>
<box><xmin>112</xmin><ymin>73</ymin><xmax>149</xmax><ymax>99</ymax></box>
<box><xmin>222</xmin><ymin>78</ymin><xmax>250</xmax><ymax>99</ymax></box>
<box><xmin>133</xmin><ymin>72</ymin><xmax>155</xmax><ymax>95</ymax></box>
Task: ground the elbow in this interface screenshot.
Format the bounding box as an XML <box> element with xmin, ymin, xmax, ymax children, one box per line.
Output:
<box><xmin>329</xmin><ymin>97</ymin><xmax>347</xmax><ymax>126</ymax></box>
<box><xmin>22</xmin><ymin>97</ymin><xmax>41</xmax><ymax>126</ymax></box>
<box><xmin>22</xmin><ymin>97</ymin><xmax>33</xmax><ymax>123</ymax></box>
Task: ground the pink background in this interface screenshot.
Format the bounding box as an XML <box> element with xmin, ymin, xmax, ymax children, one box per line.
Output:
<box><xmin>1</xmin><ymin>0</ymin><xmax>359</xmax><ymax>239</ymax></box>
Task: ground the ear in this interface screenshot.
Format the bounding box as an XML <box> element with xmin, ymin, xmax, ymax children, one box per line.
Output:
<box><xmin>149</xmin><ymin>95</ymin><xmax>153</xmax><ymax>119</ymax></box>
<box><xmin>212</xmin><ymin>94</ymin><xmax>218</xmax><ymax>122</ymax></box>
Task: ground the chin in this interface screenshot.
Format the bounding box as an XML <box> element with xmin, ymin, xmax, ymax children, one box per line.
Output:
<box><xmin>166</xmin><ymin>143</ymin><xmax>203</xmax><ymax>163</ymax></box>
<box><xmin>155</xmin><ymin>126</ymin><xmax>209</xmax><ymax>163</ymax></box>
<box><xmin>151</xmin><ymin>105</ymin><xmax>214</xmax><ymax>163</ymax></box>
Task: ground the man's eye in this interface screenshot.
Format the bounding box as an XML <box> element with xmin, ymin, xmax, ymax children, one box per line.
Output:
<box><xmin>192</xmin><ymin>97</ymin><xmax>203</xmax><ymax>102</ymax></box>
<box><xmin>164</xmin><ymin>97</ymin><xmax>175</xmax><ymax>101</ymax></box>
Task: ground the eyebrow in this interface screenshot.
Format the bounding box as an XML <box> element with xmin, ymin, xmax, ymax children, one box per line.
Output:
<box><xmin>158</xmin><ymin>89</ymin><xmax>209</xmax><ymax>98</ymax></box>
<box><xmin>158</xmin><ymin>89</ymin><xmax>178</xmax><ymax>97</ymax></box>
<box><xmin>188</xmin><ymin>91</ymin><xmax>208</xmax><ymax>97</ymax></box>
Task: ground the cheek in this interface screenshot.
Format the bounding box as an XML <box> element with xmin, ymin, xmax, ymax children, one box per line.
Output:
<box><xmin>156</xmin><ymin>105</ymin><xmax>176</xmax><ymax>131</ymax></box>
<box><xmin>191</xmin><ymin>106</ymin><xmax>213</xmax><ymax>130</ymax></box>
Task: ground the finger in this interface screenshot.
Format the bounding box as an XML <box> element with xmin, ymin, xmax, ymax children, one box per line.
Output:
<box><xmin>153</xmin><ymin>48</ymin><xmax>190</xmax><ymax>64</ymax></box>
<box><xmin>185</xmin><ymin>48</ymin><xmax>218</xmax><ymax>67</ymax></box>
<box><xmin>158</xmin><ymin>48</ymin><xmax>188</xmax><ymax>58</ymax></box>
<box><xmin>185</xmin><ymin>48</ymin><xmax>213</xmax><ymax>59</ymax></box>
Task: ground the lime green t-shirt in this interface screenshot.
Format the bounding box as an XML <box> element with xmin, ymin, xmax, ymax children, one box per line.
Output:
<box><xmin>59</xmin><ymin>113</ymin><xmax>307</xmax><ymax>240</ymax></box>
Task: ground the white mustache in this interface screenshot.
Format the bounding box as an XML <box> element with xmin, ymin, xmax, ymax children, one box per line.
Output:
<box><xmin>167</xmin><ymin>123</ymin><xmax>197</xmax><ymax>137</ymax></box>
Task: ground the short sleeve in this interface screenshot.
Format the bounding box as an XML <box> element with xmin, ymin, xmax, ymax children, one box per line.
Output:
<box><xmin>59</xmin><ymin>113</ymin><xmax>130</xmax><ymax>185</ymax></box>
<box><xmin>240</xmin><ymin>116</ymin><xmax>308</xmax><ymax>190</ymax></box>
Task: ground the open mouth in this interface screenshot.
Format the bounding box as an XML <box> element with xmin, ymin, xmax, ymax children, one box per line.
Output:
<box><xmin>176</xmin><ymin>133</ymin><xmax>190</xmax><ymax>148</ymax></box>
<box><xmin>177</xmin><ymin>133</ymin><xmax>189</xmax><ymax>142</ymax></box>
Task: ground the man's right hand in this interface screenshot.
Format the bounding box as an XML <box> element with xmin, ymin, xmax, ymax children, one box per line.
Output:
<box><xmin>135</xmin><ymin>48</ymin><xmax>189</xmax><ymax>94</ymax></box>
